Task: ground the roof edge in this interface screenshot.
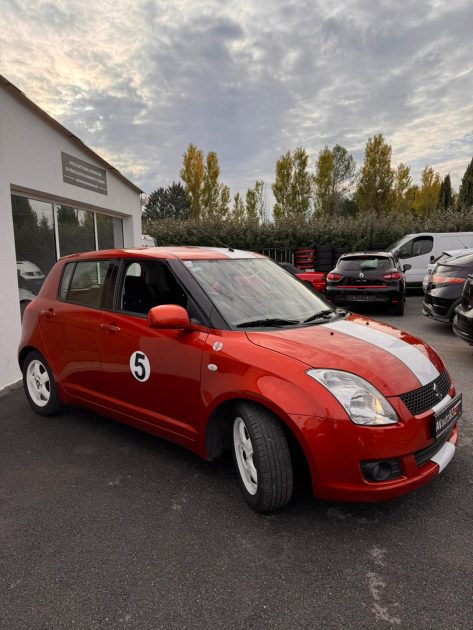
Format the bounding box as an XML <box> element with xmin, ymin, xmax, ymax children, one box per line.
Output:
<box><xmin>0</xmin><ymin>74</ymin><xmax>143</xmax><ymax>195</ymax></box>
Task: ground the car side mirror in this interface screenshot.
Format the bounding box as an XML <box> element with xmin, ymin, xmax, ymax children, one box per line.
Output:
<box><xmin>430</xmin><ymin>255</ymin><xmax>435</xmax><ymax>262</ymax></box>
<box><xmin>403</xmin><ymin>264</ymin><xmax>412</xmax><ymax>272</ymax></box>
<box><xmin>148</xmin><ymin>304</ymin><xmax>191</xmax><ymax>329</ymax></box>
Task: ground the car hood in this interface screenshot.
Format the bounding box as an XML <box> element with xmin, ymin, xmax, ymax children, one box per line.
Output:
<box><xmin>246</xmin><ymin>313</ymin><xmax>444</xmax><ymax>397</ymax></box>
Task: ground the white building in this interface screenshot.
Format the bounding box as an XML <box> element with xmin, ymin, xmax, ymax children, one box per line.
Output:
<box><xmin>0</xmin><ymin>75</ymin><xmax>143</xmax><ymax>390</ymax></box>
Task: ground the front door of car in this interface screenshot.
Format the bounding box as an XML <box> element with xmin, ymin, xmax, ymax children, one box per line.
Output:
<box><xmin>97</xmin><ymin>259</ymin><xmax>209</xmax><ymax>445</ymax></box>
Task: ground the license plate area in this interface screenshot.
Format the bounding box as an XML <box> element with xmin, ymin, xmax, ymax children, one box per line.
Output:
<box><xmin>433</xmin><ymin>394</ymin><xmax>462</xmax><ymax>439</ymax></box>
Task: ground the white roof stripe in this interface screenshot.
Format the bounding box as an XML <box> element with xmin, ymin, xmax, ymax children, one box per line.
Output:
<box><xmin>324</xmin><ymin>320</ymin><xmax>439</xmax><ymax>386</ymax></box>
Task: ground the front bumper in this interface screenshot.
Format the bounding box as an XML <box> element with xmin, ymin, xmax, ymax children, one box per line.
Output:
<box><xmin>453</xmin><ymin>307</ymin><xmax>473</xmax><ymax>345</ymax></box>
<box><xmin>422</xmin><ymin>300</ymin><xmax>451</xmax><ymax>323</ymax></box>
<box><xmin>292</xmin><ymin>385</ymin><xmax>459</xmax><ymax>502</ymax></box>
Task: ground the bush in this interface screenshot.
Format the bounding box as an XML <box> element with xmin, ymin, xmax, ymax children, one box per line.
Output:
<box><xmin>142</xmin><ymin>208</ymin><xmax>473</xmax><ymax>253</ymax></box>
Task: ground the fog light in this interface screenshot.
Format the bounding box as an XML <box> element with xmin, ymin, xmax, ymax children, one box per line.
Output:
<box><xmin>361</xmin><ymin>458</ymin><xmax>402</xmax><ymax>482</ymax></box>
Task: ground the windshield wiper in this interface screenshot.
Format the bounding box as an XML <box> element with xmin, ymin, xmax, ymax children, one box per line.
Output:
<box><xmin>303</xmin><ymin>309</ymin><xmax>336</xmax><ymax>323</ymax></box>
<box><xmin>237</xmin><ymin>318</ymin><xmax>300</xmax><ymax>328</ymax></box>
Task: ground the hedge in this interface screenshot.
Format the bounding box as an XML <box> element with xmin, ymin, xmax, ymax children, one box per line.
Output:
<box><xmin>143</xmin><ymin>208</ymin><xmax>473</xmax><ymax>253</ymax></box>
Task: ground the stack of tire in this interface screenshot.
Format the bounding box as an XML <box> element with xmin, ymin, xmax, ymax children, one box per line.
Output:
<box><xmin>368</xmin><ymin>242</ymin><xmax>389</xmax><ymax>251</ymax></box>
<box><xmin>294</xmin><ymin>247</ymin><xmax>315</xmax><ymax>271</ymax></box>
<box><xmin>314</xmin><ymin>244</ymin><xmax>334</xmax><ymax>272</ymax></box>
<box><xmin>333</xmin><ymin>246</ymin><xmax>351</xmax><ymax>267</ymax></box>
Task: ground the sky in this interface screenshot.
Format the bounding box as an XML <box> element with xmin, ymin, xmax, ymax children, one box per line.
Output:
<box><xmin>1</xmin><ymin>0</ymin><xmax>473</xmax><ymax>201</ymax></box>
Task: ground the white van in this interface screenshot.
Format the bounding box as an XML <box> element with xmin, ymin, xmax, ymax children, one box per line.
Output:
<box><xmin>141</xmin><ymin>234</ymin><xmax>157</xmax><ymax>247</ymax></box>
<box><xmin>389</xmin><ymin>232</ymin><xmax>473</xmax><ymax>287</ymax></box>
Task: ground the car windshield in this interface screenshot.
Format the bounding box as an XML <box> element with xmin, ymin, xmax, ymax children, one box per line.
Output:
<box><xmin>338</xmin><ymin>256</ymin><xmax>392</xmax><ymax>271</ymax></box>
<box><xmin>184</xmin><ymin>258</ymin><xmax>333</xmax><ymax>327</ymax></box>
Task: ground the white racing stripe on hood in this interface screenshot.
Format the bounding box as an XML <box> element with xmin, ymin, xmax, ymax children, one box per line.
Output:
<box><xmin>324</xmin><ymin>320</ymin><xmax>439</xmax><ymax>386</ymax></box>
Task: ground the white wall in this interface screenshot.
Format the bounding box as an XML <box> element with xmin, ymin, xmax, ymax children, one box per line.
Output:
<box><xmin>0</xmin><ymin>87</ymin><xmax>142</xmax><ymax>390</ymax></box>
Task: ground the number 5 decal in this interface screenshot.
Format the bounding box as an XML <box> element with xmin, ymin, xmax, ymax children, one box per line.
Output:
<box><xmin>129</xmin><ymin>351</ymin><xmax>151</xmax><ymax>382</ymax></box>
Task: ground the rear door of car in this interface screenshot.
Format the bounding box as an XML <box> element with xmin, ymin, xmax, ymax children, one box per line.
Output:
<box><xmin>39</xmin><ymin>258</ymin><xmax>118</xmax><ymax>399</ymax></box>
<box><xmin>96</xmin><ymin>258</ymin><xmax>210</xmax><ymax>446</ymax></box>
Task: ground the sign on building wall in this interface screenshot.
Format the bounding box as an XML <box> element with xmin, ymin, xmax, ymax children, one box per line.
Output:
<box><xmin>61</xmin><ymin>152</ymin><xmax>108</xmax><ymax>195</ymax></box>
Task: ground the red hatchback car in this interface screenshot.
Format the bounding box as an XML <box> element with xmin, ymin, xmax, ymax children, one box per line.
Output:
<box><xmin>19</xmin><ymin>247</ymin><xmax>461</xmax><ymax>512</ymax></box>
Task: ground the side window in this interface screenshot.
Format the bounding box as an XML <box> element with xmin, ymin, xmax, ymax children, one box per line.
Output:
<box><xmin>399</xmin><ymin>237</ymin><xmax>433</xmax><ymax>258</ymax></box>
<box><xmin>61</xmin><ymin>260</ymin><xmax>113</xmax><ymax>308</ymax></box>
<box><xmin>412</xmin><ymin>236</ymin><xmax>433</xmax><ymax>256</ymax></box>
<box><xmin>120</xmin><ymin>260</ymin><xmax>187</xmax><ymax>315</ymax></box>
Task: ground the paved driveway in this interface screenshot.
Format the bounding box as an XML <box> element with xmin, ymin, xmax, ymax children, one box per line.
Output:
<box><xmin>1</xmin><ymin>296</ymin><xmax>472</xmax><ymax>629</ymax></box>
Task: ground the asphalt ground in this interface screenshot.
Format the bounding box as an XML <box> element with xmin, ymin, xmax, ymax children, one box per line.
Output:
<box><xmin>1</xmin><ymin>296</ymin><xmax>472</xmax><ymax>630</ymax></box>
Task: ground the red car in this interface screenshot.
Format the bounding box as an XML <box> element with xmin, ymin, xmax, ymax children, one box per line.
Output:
<box><xmin>278</xmin><ymin>262</ymin><xmax>327</xmax><ymax>292</ymax></box>
<box><xmin>19</xmin><ymin>247</ymin><xmax>461</xmax><ymax>512</ymax></box>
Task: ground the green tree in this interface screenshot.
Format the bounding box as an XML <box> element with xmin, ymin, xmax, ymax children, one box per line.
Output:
<box><xmin>458</xmin><ymin>158</ymin><xmax>473</xmax><ymax>209</ymax></box>
<box><xmin>180</xmin><ymin>143</ymin><xmax>204</xmax><ymax>219</ymax></box>
<box><xmin>232</xmin><ymin>192</ymin><xmax>245</xmax><ymax>222</ymax></box>
<box><xmin>245</xmin><ymin>180</ymin><xmax>265</xmax><ymax>224</ymax></box>
<box><xmin>413</xmin><ymin>166</ymin><xmax>441</xmax><ymax>216</ymax></box>
<box><xmin>393</xmin><ymin>163</ymin><xmax>414</xmax><ymax>214</ymax></box>
<box><xmin>437</xmin><ymin>174</ymin><xmax>453</xmax><ymax>211</ymax></box>
<box><xmin>314</xmin><ymin>144</ymin><xmax>356</xmax><ymax>215</ymax></box>
<box><xmin>272</xmin><ymin>148</ymin><xmax>312</xmax><ymax>221</ymax></box>
<box><xmin>143</xmin><ymin>182</ymin><xmax>189</xmax><ymax>221</ymax></box>
<box><xmin>356</xmin><ymin>133</ymin><xmax>394</xmax><ymax>216</ymax></box>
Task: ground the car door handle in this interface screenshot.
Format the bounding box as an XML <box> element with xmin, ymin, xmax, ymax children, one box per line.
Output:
<box><xmin>41</xmin><ymin>308</ymin><xmax>55</xmax><ymax>319</ymax></box>
<box><xmin>100</xmin><ymin>323</ymin><xmax>121</xmax><ymax>333</ymax></box>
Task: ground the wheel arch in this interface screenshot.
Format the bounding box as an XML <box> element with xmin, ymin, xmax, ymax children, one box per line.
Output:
<box><xmin>205</xmin><ymin>395</ymin><xmax>313</xmax><ymax>487</ymax></box>
<box><xmin>18</xmin><ymin>345</ymin><xmax>38</xmax><ymax>371</ymax></box>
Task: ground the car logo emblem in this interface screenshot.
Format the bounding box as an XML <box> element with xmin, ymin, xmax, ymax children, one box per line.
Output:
<box><xmin>432</xmin><ymin>383</ymin><xmax>443</xmax><ymax>400</ymax></box>
<box><xmin>359</xmin><ymin>272</ymin><xmax>364</xmax><ymax>278</ymax></box>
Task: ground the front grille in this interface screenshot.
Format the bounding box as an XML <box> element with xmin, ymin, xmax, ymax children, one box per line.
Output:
<box><xmin>415</xmin><ymin>428</ymin><xmax>452</xmax><ymax>468</ymax></box>
<box><xmin>399</xmin><ymin>370</ymin><xmax>450</xmax><ymax>416</ymax></box>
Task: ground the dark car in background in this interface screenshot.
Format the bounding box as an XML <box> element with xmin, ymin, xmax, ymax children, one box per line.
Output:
<box><xmin>453</xmin><ymin>275</ymin><xmax>473</xmax><ymax>345</ymax></box>
<box><xmin>325</xmin><ymin>252</ymin><xmax>408</xmax><ymax>315</ymax></box>
<box><xmin>423</xmin><ymin>252</ymin><xmax>473</xmax><ymax>324</ymax></box>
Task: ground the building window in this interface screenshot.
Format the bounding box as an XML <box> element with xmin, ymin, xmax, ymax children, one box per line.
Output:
<box><xmin>97</xmin><ymin>213</ymin><xmax>124</xmax><ymax>249</ymax></box>
<box><xmin>12</xmin><ymin>195</ymin><xmax>56</xmax><ymax>310</ymax></box>
<box><xmin>11</xmin><ymin>193</ymin><xmax>124</xmax><ymax>316</ymax></box>
<box><xmin>57</xmin><ymin>206</ymin><xmax>96</xmax><ymax>256</ymax></box>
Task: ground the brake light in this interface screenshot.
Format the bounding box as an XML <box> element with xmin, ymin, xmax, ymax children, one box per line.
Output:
<box><xmin>383</xmin><ymin>272</ymin><xmax>401</xmax><ymax>280</ymax></box>
<box><xmin>327</xmin><ymin>273</ymin><xmax>342</xmax><ymax>281</ymax></box>
<box><xmin>431</xmin><ymin>275</ymin><xmax>465</xmax><ymax>284</ymax></box>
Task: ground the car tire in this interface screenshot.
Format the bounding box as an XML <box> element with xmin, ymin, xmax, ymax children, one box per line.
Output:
<box><xmin>392</xmin><ymin>300</ymin><xmax>405</xmax><ymax>316</ymax></box>
<box><xmin>23</xmin><ymin>350</ymin><xmax>63</xmax><ymax>416</ymax></box>
<box><xmin>231</xmin><ymin>402</ymin><xmax>293</xmax><ymax>512</ymax></box>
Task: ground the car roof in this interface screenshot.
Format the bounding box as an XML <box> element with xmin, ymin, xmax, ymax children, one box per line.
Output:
<box><xmin>59</xmin><ymin>246</ymin><xmax>264</xmax><ymax>262</ymax></box>
<box><xmin>339</xmin><ymin>251</ymin><xmax>393</xmax><ymax>258</ymax></box>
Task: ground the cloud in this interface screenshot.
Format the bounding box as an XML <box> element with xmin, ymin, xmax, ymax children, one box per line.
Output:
<box><xmin>1</xmin><ymin>0</ymin><xmax>472</xmax><ymax>198</ymax></box>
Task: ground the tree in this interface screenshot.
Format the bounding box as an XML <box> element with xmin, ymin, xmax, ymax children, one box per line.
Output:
<box><xmin>245</xmin><ymin>180</ymin><xmax>265</xmax><ymax>224</ymax></box>
<box><xmin>272</xmin><ymin>148</ymin><xmax>312</xmax><ymax>221</ymax></box>
<box><xmin>314</xmin><ymin>144</ymin><xmax>356</xmax><ymax>215</ymax></box>
<box><xmin>393</xmin><ymin>163</ymin><xmax>414</xmax><ymax>214</ymax></box>
<box><xmin>180</xmin><ymin>143</ymin><xmax>204</xmax><ymax>219</ymax></box>
<box><xmin>356</xmin><ymin>133</ymin><xmax>394</xmax><ymax>216</ymax></box>
<box><xmin>437</xmin><ymin>174</ymin><xmax>453</xmax><ymax>211</ymax></box>
<box><xmin>180</xmin><ymin>144</ymin><xmax>230</xmax><ymax>220</ymax></box>
<box><xmin>458</xmin><ymin>158</ymin><xmax>473</xmax><ymax>209</ymax></box>
<box><xmin>143</xmin><ymin>182</ymin><xmax>189</xmax><ymax>221</ymax></box>
<box><xmin>232</xmin><ymin>192</ymin><xmax>245</xmax><ymax>221</ymax></box>
<box><xmin>413</xmin><ymin>166</ymin><xmax>441</xmax><ymax>215</ymax></box>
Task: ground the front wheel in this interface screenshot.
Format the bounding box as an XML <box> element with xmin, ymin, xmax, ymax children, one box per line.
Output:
<box><xmin>231</xmin><ymin>402</ymin><xmax>293</xmax><ymax>512</ymax></box>
<box><xmin>23</xmin><ymin>351</ymin><xmax>63</xmax><ymax>416</ymax></box>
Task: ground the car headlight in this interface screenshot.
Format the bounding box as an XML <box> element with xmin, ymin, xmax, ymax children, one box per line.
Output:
<box><xmin>306</xmin><ymin>369</ymin><xmax>398</xmax><ymax>426</ymax></box>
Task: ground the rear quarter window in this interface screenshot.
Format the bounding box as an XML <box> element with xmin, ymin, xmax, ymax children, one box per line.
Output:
<box><xmin>60</xmin><ymin>260</ymin><xmax>114</xmax><ymax>308</ymax></box>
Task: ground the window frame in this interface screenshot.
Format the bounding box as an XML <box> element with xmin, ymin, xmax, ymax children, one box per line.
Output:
<box><xmin>57</xmin><ymin>258</ymin><xmax>119</xmax><ymax>311</ymax></box>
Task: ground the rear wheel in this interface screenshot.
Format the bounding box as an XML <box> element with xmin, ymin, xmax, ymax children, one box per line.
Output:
<box><xmin>231</xmin><ymin>402</ymin><xmax>293</xmax><ymax>512</ymax></box>
<box><xmin>23</xmin><ymin>351</ymin><xmax>63</xmax><ymax>416</ymax></box>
